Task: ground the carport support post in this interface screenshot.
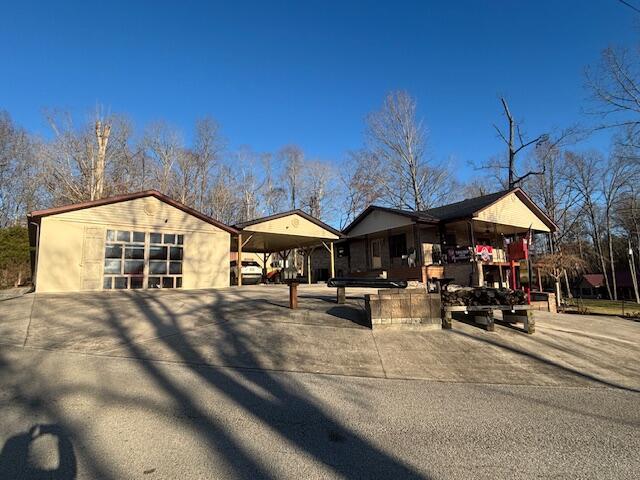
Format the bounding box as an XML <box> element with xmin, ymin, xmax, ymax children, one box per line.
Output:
<box><xmin>330</xmin><ymin>242</ymin><xmax>335</xmax><ymax>279</ymax></box>
<box><xmin>307</xmin><ymin>250</ymin><xmax>312</xmax><ymax>284</ymax></box>
<box><xmin>237</xmin><ymin>233</ymin><xmax>242</xmax><ymax>286</ymax></box>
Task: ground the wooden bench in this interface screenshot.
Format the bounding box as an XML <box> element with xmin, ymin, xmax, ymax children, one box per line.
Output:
<box><xmin>442</xmin><ymin>305</ymin><xmax>535</xmax><ymax>334</ymax></box>
<box><xmin>327</xmin><ymin>277</ymin><xmax>409</xmax><ymax>304</ymax></box>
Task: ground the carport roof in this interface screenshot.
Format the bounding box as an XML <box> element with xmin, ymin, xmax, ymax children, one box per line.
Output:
<box><xmin>233</xmin><ymin>210</ymin><xmax>344</xmax><ymax>253</ymax></box>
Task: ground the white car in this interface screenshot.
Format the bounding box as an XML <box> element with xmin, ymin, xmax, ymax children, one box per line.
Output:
<box><xmin>230</xmin><ymin>260</ymin><xmax>262</xmax><ymax>285</ymax></box>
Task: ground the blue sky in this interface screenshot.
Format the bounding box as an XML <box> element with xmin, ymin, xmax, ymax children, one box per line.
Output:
<box><xmin>1</xmin><ymin>1</ymin><xmax>638</xmax><ymax>182</ymax></box>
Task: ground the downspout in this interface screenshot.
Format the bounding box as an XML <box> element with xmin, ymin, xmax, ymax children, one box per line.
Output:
<box><xmin>29</xmin><ymin>220</ymin><xmax>40</xmax><ymax>289</ymax></box>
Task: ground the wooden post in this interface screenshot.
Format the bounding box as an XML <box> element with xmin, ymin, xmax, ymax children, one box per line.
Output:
<box><xmin>337</xmin><ymin>286</ymin><xmax>346</xmax><ymax>304</ymax></box>
<box><xmin>537</xmin><ymin>267</ymin><xmax>543</xmax><ymax>292</ymax></box>
<box><xmin>237</xmin><ymin>233</ymin><xmax>242</xmax><ymax>287</ymax></box>
<box><xmin>289</xmin><ymin>282</ymin><xmax>298</xmax><ymax>309</ymax></box>
<box><xmin>442</xmin><ymin>309</ymin><xmax>452</xmax><ymax>329</ymax></box>
<box><xmin>330</xmin><ymin>242</ymin><xmax>335</xmax><ymax>279</ymax></box>
<box><xmin>510</xmin><ymin>259</ymin><xmax>517</xmax><ymax>290</ymax></box>
<box><xmin>307</xmin><ymin>250</ymin><xmax>312</xmax><ymax>284</ymax></box>
<box><xmin>498</xmin><ymin>264</ymin><xmax>504</xmax><ymax>288</ymax></box>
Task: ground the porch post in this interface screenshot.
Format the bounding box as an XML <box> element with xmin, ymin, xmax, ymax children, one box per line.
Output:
<box><xmin>237</xmin><ymin>233</ymin><xmax>242</xmax><ymax>286</ymax></box>
<box><xmin>413</xmin><ymin>224</ymin><xmax>423</xmax><ymax>265</ymax></box>
<box><xmin>307</xmin><ymin>249</ymin><xmax>312</xmax><ymax>284</ymax></box>
<box><xmin>330</xmin><ymin>242</ymin><xmax>335</xmax><ymax>278</ymax></box>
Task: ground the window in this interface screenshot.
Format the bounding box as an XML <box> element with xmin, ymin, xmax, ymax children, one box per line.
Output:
<box><xmin>148</xmin><ymin>232</ymin><xmax>183</xmax><ymax>289</ymax></box>
<box><xmin>103</xmin><ymin>230</ymin><xmax>184</xmax><ymax>290</ymax></box>
<box><xmin>104</xmin><ymin>230</ymin><xmax>145</xmax><ymax>290</ymax></box>
<box><xmin>389</xmin><ymin>234</ymin><xmax>407</xmax><ymax>258</ymax></box>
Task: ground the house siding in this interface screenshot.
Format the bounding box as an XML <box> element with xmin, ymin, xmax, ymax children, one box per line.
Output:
<box><xmin>475</xmin><ymin>191</ymin><xmax>550</xmax><ymax>232</ymax></box>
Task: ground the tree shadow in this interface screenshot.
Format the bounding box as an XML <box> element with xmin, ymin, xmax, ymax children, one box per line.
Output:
<box><xmin>449</xmin><ymin>328</ymin><xmax>640</xmax><ymax>393</ymax></box>
<box><xmin>93</xmin><ymin>289</ymin><xmax>430</xmax><ymax>479</ymax></box>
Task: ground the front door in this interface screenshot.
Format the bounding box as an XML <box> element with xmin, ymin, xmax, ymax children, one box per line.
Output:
<box><xmin>371</xmin><ymin>238</ymin><xmax>382</xmax><ymax>269</ymax></box>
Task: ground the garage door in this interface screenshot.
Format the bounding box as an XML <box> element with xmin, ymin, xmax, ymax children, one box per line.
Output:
<box><xmin>102</xmin><ymin>229</ymin><xmax>184</xmax><ymax>289</ymax></box>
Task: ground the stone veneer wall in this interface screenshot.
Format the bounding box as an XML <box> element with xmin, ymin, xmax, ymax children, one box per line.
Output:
<box><xmin>365</xmin><ymin>288</ymin><xmax>442</xmax><ymax>329</ymax></box>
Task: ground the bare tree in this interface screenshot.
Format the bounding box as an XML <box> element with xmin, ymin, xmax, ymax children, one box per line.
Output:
<box><xmin>193</xmin><ymin>117</ymin><xmax>225</xmax><ymax>212</ymax></box>
<box><xmin>110</xmin><ymin>117</ymin><xmax>151</xmax><ymax>194</ymax></box>
<box><xmin>42</xmin><ymin>109</ymin><xmax>125</xmax><ymax>204</ymax></box>
<box><xmin>279</xmin><ymin>145</ymin><xmax>304</xmax><ymax>209</ymax></box>
<box><xmin>340</xmin><ymin>149</ymin><xmax>385</xmax><ymax>228</ymax></box>
<box><xmin>461</xmin><ymin>178</ymin><xmax>497</xmax><ymax>200</ymax></box>
<box><xmin>207</xmin><ymin>165</ymin><xmax>239</xmax><ymax>225</ymax></box>
<box><xmin>493</xmin><ymin>97</ymin><xmax>554</xmax><ymax>189</ymax></box>
<box><xmin>537</xmin><ymin>251</ymin><xmax>587</xmax><ymax>305</ymax></box>
<box><xmin>142</xmin><ymin>121</ymin><xmax>182</xmax><ymax>195</ymax></box>
<box><xmin>527</xmin><ymin>139</ymin><xmax>583</xmax><ymax>249</ymax></box>
<box><xmin>172</xmin><ymin>149</ymin><xmax>199</xmax><ymax>205</ymax></box>
<box><xmin>300</xmin><ymin>160</ymin><xmax>335</xmax><ymax>220</ymax></box>
<box><xmin>261</xmin><ymin>153</ymin><xmax>285</xmax><ymax>215</ymax></box>
<box><xmin>601</xmin><ymin>150</ymin><xmax>637</xmax><ymax>299</ymax></box>
<box><xmin>234</xmin><ymin>147</ymin><xmax>264</xmax><ymax>222</ymax></box>
<box><xmin>93</xmin><ymin>120</ymin><xmax>111</xmax><ymax>200</ymax></box>
<box><xmin>0</xmin><ymin>111</ymin><xmax>42</xmax><ymax>226</ymax></box>
<box><xmin>366</xmin><ymin>91</ymin><xmax>450</xmax><ymax>210</ymax></box>
<box><xmin>566</xmin><ymin>150</ymin><xmax>614</xmax><ymax>299</ymax></box>
<box><xmin>586</xmin><ymin>46</ymin><xmax>640</xmax><ymax>133</ymax></box>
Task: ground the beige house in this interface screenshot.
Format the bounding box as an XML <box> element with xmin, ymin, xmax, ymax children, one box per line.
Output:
<box><xmin>28</xmin><ymin>191</ymin><xmax>238</xmax><ymax>293</ymax></box>
<box><xmin>312</xmin><ymin>188</ymin><xmax>556</xmax><ymax>287</ymax></box>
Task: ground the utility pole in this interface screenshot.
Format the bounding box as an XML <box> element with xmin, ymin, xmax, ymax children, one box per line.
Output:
<box><xmin>628</xmin><ymin>239</ymin><xmax>640</xmax><ymax>304</ymax></box>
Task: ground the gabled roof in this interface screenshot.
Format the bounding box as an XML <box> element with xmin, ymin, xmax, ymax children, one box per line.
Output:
<box><xmin>234</xmin><ymin>209</ymin><xmax>344</xmax><ymax>238</ymax></box>
<box><xmin>342</xmin><ymin>205</ymin><xmax>439</xmax><ymax>234</ymax></box>
<box><xmin>27</xmin><ymin>190</ymin><xmax>239</xmax><ymax>235</ymax></box>
<box><xmin>580</xmin><ymin>274</ymin><xmax>605</xmax><ymax>288</ymax></box>
<box><xmin>342</xmin><ymin>188</ymin><xmax>557</xmax><ymax>234</ymax></box>
<box><xmin>421</xmin><ymin>190</ymin><xmax>509</xmax><ymax>222</ymax></box>
<box><xmin>580</xmin><ymin>272</ymin><xmax>636</xmax><ymax>288</ymax></box>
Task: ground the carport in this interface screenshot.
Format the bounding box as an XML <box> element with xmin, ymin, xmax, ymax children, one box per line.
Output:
<box><xmin>232</xmin><ymin>210</ymin><xmax>344</xmax><ymax>286</ymax></box>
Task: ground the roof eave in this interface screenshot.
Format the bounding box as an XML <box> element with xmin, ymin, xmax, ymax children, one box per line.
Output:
<box><xmin>28</xmin><ymin>190</ymin><xmax>239</xmax><ymax>235</ymax></box>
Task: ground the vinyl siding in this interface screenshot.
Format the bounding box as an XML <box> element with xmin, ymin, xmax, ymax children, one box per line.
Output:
<box><xmin>348</xmin><ymin>210</ymin><xmax>414</xmax><ymax>237</ymax></box>
<box><xmin>475</xmin><ymin>191</ymin><xmax>550</xmax><ymax>232</ymax></box>
<box><xmin>242</xmin><ymin>213</ymin><xmax>339</xmax><ymax>239</ymax></box>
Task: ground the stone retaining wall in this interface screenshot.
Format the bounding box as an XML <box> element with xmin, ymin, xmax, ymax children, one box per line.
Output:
<box><xmin>365</xmin><ymin>290</ymin><xmax>442</xmax><ymax>329</ymax></box>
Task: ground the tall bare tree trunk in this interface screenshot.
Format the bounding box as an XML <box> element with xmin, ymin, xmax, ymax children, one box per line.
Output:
<box><xmin>629</xmin><ymin>239</ymin><xmax>640</xmax><ymax>304</ymax></box>
<box><xmin>94</xmin><ymin>120</ymin><xmax>111</xmax><ymax>200</ymax></box>
<box><xmin>588</xmin><ymin>207</ymin><xmax>613</xmax><ymax>300</ymax></box>
<box><xmin>563</xmin><ymin>269</ymin><xmax>573</xmax><ymax>299</ymax></box>
<box><xmin>606</xmin><ymin>209</ymin><xmax>617</xmax><ymax>300</ymax></box>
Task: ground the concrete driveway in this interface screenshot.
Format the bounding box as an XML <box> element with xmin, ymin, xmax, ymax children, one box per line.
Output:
<box><xmin>1</xmin><ymin>285</ymin><xmax>638</xmax><ymax>390</ymax></box>
<box><xmin>1</xmin><ymin>285</ymin><xmax>639</xmax><ymax>479</ymax></box>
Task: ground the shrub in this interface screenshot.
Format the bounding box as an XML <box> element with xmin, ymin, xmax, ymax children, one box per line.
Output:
<box><xmin>0</xmin><ymin>226</ymin><xmax>31</xmax><ymax>288</ymax></box>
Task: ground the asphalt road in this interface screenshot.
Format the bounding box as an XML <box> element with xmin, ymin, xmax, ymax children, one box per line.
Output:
<box><xmin>1</xmin><ymin>345</ymin><xmax>638</xmax><ymax>480</ymax></box>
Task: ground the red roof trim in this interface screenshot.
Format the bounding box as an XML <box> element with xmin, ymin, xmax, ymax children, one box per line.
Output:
<box><xmin>27</xmin><ymin>190</ymin><xmax>239</xmax><ymax>235</ymax></box>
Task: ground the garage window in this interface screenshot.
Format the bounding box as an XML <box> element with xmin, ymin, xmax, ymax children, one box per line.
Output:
<box><xmin>149</xmin><ymin>232</ymin><xmax>183</xmax><ymax>289</ymax></box>
<box><xmin>103</xmin><ymin>230</ymin><xmax>183</xmax><ymax>290</ymax></box>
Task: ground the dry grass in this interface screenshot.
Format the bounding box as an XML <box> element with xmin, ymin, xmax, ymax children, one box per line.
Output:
<box><xmin>564</xmin><ymin>298</ymin><xmax>640</xmax><ymax>318</ymax></box>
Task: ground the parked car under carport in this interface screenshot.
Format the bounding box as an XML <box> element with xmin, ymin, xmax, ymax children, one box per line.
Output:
<box><xmin>230</xmin><ymin>260</ymin><xmax>262</xmax><ymax>285</ymax></box>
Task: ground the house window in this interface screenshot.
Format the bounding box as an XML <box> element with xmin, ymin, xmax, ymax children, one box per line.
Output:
<box><xmin>389</xmin><ymin>234</ymin><xmax>407</xmax><ymax>258</ymax></box>
<box><xmin>103</xmin><ymin>230</ymin><xmax>183</xmax><ymax>290</ymax></box>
